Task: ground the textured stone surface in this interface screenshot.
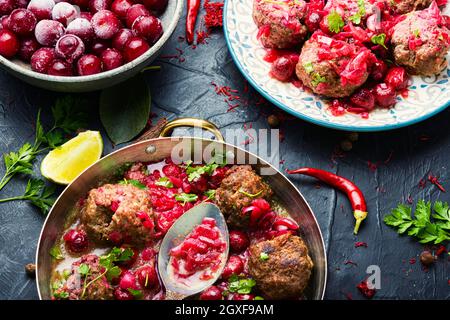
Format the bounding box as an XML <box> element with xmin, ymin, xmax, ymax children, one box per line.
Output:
<box><xmin>0</xmin><ymin>7</ymin><xmax>449</xmax><ymax>300</ymax></box>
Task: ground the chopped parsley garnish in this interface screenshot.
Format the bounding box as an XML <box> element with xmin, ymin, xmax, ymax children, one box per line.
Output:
<box><xmin>119</xmin><ymin>179</ymin><xmax>147</xmax><ymax>189</ymax></box>
<box><xmin>349</xmin><ymin>0</ymin><xmax>366</xmax><ymax>25</ymax></box>
<box><xmin>303</xmin><ymin>62</ymin><xmax>314</xmax><ymax>74</ymax></box>
<box><xmin>384</xmin><ymin>200</ymin><xmax>450</xmax><ymax>244</ymax></box>
<box><xmin>175</xmin><ymin>193</ymin><xmax>199</xmax><ymax>204</ymax></box>
<box><xmin>413</xmin><ymin>29</ymin><xmax>420</xmax><ymax>38</ymax></box>
<box><xmin>204</xmin><ymin>189</ymin><xmax>216</xmax><ymax>200</ymax></box>
<box><xmin>184</xmin><ymin>153</ymin><xmax>227</xmax><ymax>182</ymax></box>
<box><xmin>239</xmin><ymin>189</ymin><xmax>263</xmax><ymax>198</ymax></box>
<box><xmin>228</xmin><ymin>275</ymin><xmax>257</xmax><ymax>294</ymax></box>
<box><xmin>155</xmin><ymin>177</ymin><xmax>174</xmax><ymax>188</ymax></box>
<box><xmin>327</xmin><ymin>11</ymin><xmax>344</xmax><ymax>34</ymax></box>
<box><xmin>53</xmin><ymin>291</ymin><xmax>69</xmax><ymax>299</ymax></box>
<box><xmin>254</xmin><ymin>296</ymin><xmax>264</xmax><ymax>300</ymax></box>
<box><xmin>259</xmin><ymin>252</ymin><xmax>270</xmax><ymax>261</ymax></box>
<box><xmin>128</xmin><ymin>288</ymin><xmax>143</xmax><ymax>299</ymax></box>
<box><xmin>99</xmin><ymin>247</ymin><xmax>134</xmax><ymax>281</ymax></box>
<box><xmin>78</xmin><ymin>264</ymin><xmax>90</xmax><ymax>276</ymax></box>
<box><xmin>371</xmin><ymin>33</ymin><xmax>387</xmax><ymax>49</ymax></box>
<box><xmin>311</xmin><ymin>73</ymin><xmax>327</xmax><ymax>87</ymax></box>
<box><xmin>49</xmin><ymin>245</ymin><xmax>64</xmax><ymax>260</ymax></box>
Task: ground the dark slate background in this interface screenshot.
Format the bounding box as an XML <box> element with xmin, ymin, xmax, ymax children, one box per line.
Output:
<box><xmin>0</xmin><ymin>5</ymin><xmax>449</xmax><ymax>300</ymax></box>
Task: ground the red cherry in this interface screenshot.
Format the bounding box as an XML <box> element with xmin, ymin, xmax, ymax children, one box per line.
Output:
<box><xmin>142</xmin><ymin>0</ymin><xmax>168</xmax><ymax>13</ymax></box>
<box><xmin>270</xmin><ymin>56</ymin><xmax>295</xmax><ymax>82</ymax></box>
<box><xmin>230</xmin><ymin>293</ymin><xmax>255</xmax><ymax>300</ymax></box>
<box><xmin>350</xmin><ymin>88</ymin><xmax>375</xmax><ymax>111</ymax></box>
<box><xmin>305</xmin><ymin>11</ymin><xmax>321</xmax><ymax>32</ymax></box>
<box><xmin>112</xmin><ymin>28</ymin><xmax>132</xmax><ymax>50</ymax></box>
<box><xmin>0</xmin><ymin>15</ymin><xmax>10</xmax><ymax>30</ymax></box>
<box><xmin>90</xmin><ymin>39</ymin><xmax>110</xmax><ymax>55</ymax></box>
<box><xmin>77</xmin><ymin>54</ymin><xmax>103</xmax><ymax>75</ymax></box>
<box><xmin>101</xmin><ymin>48</ymin><xmax>123</xmax><ymax>70</ymax></box>
<box><xmin>79</xmin><ymin>11</ymin><xmax>93</xmax><ymax>21</ymax></box>
<box><xmin>31</xmin><ymin>47</ymin><xmax>55</xmax><ymax>73</ymax></box>
<box><xmin>111</xmin><ymin>0</ymin><xmax>133</xmax><ymax>19</ymax></box>
<box><xmin>66</xmin><ymin>18</ymin><xmax>95</xmax><ymax>43</ymax></box>
<box><xmin>123</xmin><ymin>36</ymin><xmax>149</xmax><ymax>61</ymax></box>
<box><xmin>221</xmin><ymin>255</ymin><xmax>244</xmax><ymax>279</ymax></box>
<box><xmin>374</xmin><ymin>83</ymin><xmax>396</xmax><ymax>108</ymax></box>
<box><xmin>136</xmin><ymin>265</ymin><xmax>158</xmax><ymax>288</ymax></box>
<box><xmin>63</xmin><ymin>229</ymin><xmax>89</xmax><ymax>253</ymax></box>
<box><xmin>119</xmin><ymin>270</ymin><xmax>138</xmax><ymax>290</ymax></box>
<box><xmin>126</xmin><ymin>4</ymin><xmax>150</xmax><ymax>28</ymax></box>
<box><xmin>27</xmin><ymin>0</ymin><xmax>55</xmax><ymax>21</ymax></box>
<box><xmin>370</xmin><ymin>60</ymin><xmax>387</xmax><ymax>81</ymax></box>
<box><xmin>0</xmin><ymin>29</ymin><xmax>19</xmax><ymax>57</ymax></box>
<box><xmin>72</xmin><ymin>0</ymin><xmax>90</xmax><ymax>8</ymax></box>
<box><xmin>92</xmin><ymin>9</ymin><xmax>121</xmax><ymax>39</ymax></box>
<box><xmin>52</xmin><ymin>2</ymin><xmax>78</xmax><ymax>26</ymax></box>
<box><xmin>89</xmin><ymin>0</ymin><xmax>113</xmax><ymax>13</ymax></box>
<box><xmin>229</xmin><ymin>230</ymin><xmax>250</xmax><ymax>253</ymax></box>
<box><xmin>18</xmin><ymin>36</ymin><xmax>40</xmax><ymax>61</ymax></box>
<box><xmin>0</xmin><ymin>0</ymin><xmax>14</xmax><ymax>16</ymax></box>
<box><xmin>8</xmin><ymin>9</ymin><xmax>37</xmax><ymax>35</ymax></box>
<box><xmin>199</xmin><ymin>286</ymin><xmax>222</xmax><ymax>300</ymax></box>
<box><xmin>55</xmin><ymin>34</ymin><xmax>85</xmax><ymax>63</ymax></box>
<box><xmin>384</xmin><ymin>66</ymin><xmax>409</xmax><ymax>90</ymax></box>
<box><xmin>34</xmin><ymin>19</ymin><xmax>65</xmax><ymax>46</ymax></box>
<box><xmin>132</xmin><ymin>15</ymin><xmax>162</xmax><ymax>44</ymax></box>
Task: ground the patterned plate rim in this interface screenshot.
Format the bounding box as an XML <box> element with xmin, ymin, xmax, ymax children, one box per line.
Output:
<box><xmin>223</xmin><ymin>0</ymin><xmax>450</xmax><ymax>132</ymax></box>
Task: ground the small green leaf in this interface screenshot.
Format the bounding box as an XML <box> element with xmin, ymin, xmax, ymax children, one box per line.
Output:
<box><xmin>303</xmin><ymin>62</ymin><xmax>314</xmax><ymax>74</ymax></box>
<box><xmin>311</xmin><ymin>73</ymin><xmax>327</xmax><ymax>87</ymax></box>
<box><xmin>239</xmin><ymin>189</ymin><xmax>263</xmax><ymax>199</ymax></box>
<box><xmin>175</xmin><ymin>193</ymin><xmax>198</xmax><ymax>204</ymax></box>
<box><xmin>327</xmin><ymin>11</ymin><xmax>344</xmax><ymax>33</ymax></box>
<box><xmin>155</xmin><ymin>177</ymin><xmax>174</xmax><ymax>188</ymax></box>
<box><xmin>371</xmin><ymin>33</ymin><xmax>387</xmax><ymax>49</ymax></box>
<box><xmin>50</xmin><ymin>245</ymin><xmax>64</xmax><ymax>260</ymax></box>
<box><xmin>259</xmin><ymin>252</ymin><xmax>269</xmax><ymax>261</ymax></box>
<box><xmin>100</xmin><ymin>74</ymin><xmax>151</xmax><ymax>144</ymax></box>
<box><xmin>78</xmin><ymin>264</ymin><xmax>90</xmax><ymax>276</ymax></box>
<box><xmin>204</xmin><ymin>189</ymin><xmax>216</xmax><ymax>200</ymax></box>
<box><xmin>128</xmin><ymin>288</ymin><xmax>143</xmax><ymax>299</ymax></box>
<box><xmin>119</xmin><ymin>179</ymin><xmax>147</xmax><ymax>189</ymax></box>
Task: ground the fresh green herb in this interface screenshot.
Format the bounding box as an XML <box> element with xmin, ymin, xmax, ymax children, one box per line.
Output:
<box><xmin>259</xmin><ymin>252</ymin><xmax>270</xmax><ymax>261</ymax></box>
<box><xmin>0</xmin><ymin>178</ymin><xmax>56</xmax><ymax>214</ymax></box>
<box><xmin>384</xmin><ymin>200</ymin><xmax>450</xmax><ymax>244</ymax></box>
<box><xmin>185</xmin><ymin>153</ymin><xmax>227</xmax><ymax>182</ymax></box>
<box><xmin>52</xmin><ymin>280</ymin><xmax>69</xmax><ymax>299</ymax></box>
<box><xmin>128</xmin><ymin>288</ymin><xmax>143</xmax><ymax>299</ymax></box>
<box><xmin>349</xmin><ymin>0</ymin><xmax>366</xmax><ymax>24</ymax></box>
<box><xmin>204</xmin><ymin>189</ymin><xmax>216</xmax><ymax>200</ymax></box>
<box><xmin>371</xmin><ymin>33</ymin><xmax>388</xmax><ymax>49</ymax></box>
<box><xmin>311</xmin><ymin>73</ymin><xmax>327</xmax><ymax>87</ymax></box>
<box><xmin>175</xmin><ymin>193</ymin><xmax>199</xmax><ymax>204</ymax></box>
<box><xmin>327</xmin><ymin>11</ymin><xmax>344</xmax><ymax>33</ymax></box>
<box><xmin>78</xmin><ymin>264</ymin><xmax>90</xmax><ymax>276</ymax></box>
<box><xmin>119</xmin><ymin>179</ymin><xmax>147</xmax><ymax>189</ymax></box>
<box><xmin>53</xmin><ymin>291</ymin><xmax>69</xmax><ymax>299</ymax></box>
<box><xmin>49</xmin><ymin>245</ymin><xmax>64</xmax><ymax>260</ymax></box>
<box><xmin>438</xmin><ymin>33</ymin><xmax>444</xmax><ymax>41</ymax></box>
<box><xmin>228</xmin><ymin>275</ymin><xmax>257</xmax><ymax>294</ymax></box>
<box><xmin>155</xmin><ymin>177</ymin><xmax>174</xmax><ymax>188</ymax></box>
<box><xmin>254</xmin><ymin>296</ymin><xmax>264</xmax><ymax>300</ymax></box>
<box><xmin>303</xmin><ymin>62</ymin><xmax>314</xmax><ymax>74</ymax></box>
<box><xmin>413</xmin><ymin>29</ymin><xmax>420</xmax><ymax>38</ymax></box>
<box><xmin>62</xmin><ymin>269</ymin><xmax>71</xmax><ymax>279</ymax></box>
<box><xmin>239</xmin><ymin>189</ymin><xmax>263</xmax><ymax>198</ymax></box>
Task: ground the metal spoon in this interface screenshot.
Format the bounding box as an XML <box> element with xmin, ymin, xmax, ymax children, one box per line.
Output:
<box><xmin>157</xmin><ymin>202</ymin><xmax>229</xmax><ymax>300</ymax></box>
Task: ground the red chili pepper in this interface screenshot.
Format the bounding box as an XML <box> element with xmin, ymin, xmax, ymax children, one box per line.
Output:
<box><xmin>287</xmin><ymin>167</ymin><xmax>368</xmax><ymax>234</ymax></box>
<box><xmin>186</xmin><ymin>0</ymin><xmax>201</xmax><ymax>44</ymax></box>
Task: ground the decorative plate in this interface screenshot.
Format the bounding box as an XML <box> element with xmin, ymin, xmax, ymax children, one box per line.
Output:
<box><xmin>223</xmin><ymin>0</ymin><xmax>450</xmax><ymax>132</ymax></box>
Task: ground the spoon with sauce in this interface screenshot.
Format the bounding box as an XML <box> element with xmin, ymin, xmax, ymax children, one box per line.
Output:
<box><xmin>158</xmin><ymin>203</ymin><xmax>229</xmax><ymax>300</ymax></box>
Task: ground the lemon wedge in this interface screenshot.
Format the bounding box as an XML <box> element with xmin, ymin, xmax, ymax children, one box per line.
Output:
<box><xmin>41</xmin><ymin>131</ymin><xmax>103</xmax><ymax>185</ymax></box>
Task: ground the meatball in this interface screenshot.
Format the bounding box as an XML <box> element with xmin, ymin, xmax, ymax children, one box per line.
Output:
<box><xmin>81</xmin><ymin>183</ymin><xmax>154</xmax><ymax>245</ymax></box>
<box><xmin>60</xmin><ymin>254</ymin><xmax>113</xmax><ymax>300</ymax></box>
<box><xmin>214</xmin><ymin>165</ymin><xmax>273</xmax><ymax>228</ymax></box>
<box><xmin>248</xmin><ymin>233</ymin><xmax>313</xmax><ymax>299</ymax></box>
<box><xmin>252</xmin><ymin>0</ymin><xmax>308</xmax><ymax>49</ymax></box>
<box><xmin>390</xmin><ymin>0</ymin><xmax>432</xmax><ymax>14</ymax></box>
<box><xmin>296</xmin><ymin>31</ymin><xmax>375</xmax><ymax>97</ymax></box>
<box><xmin>391</xmin><ymin>3</ymin><xmax>450</xmax><ymax>76</ymax></box>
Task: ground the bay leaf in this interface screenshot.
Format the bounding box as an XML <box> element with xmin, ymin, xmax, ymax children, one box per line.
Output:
<box><xmin>99</xmin><ymin>74</ymin><xmax>151</xmax><ymax>144</ymax></box>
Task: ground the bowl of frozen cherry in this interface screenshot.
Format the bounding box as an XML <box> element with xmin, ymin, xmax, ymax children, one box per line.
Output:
<box><xmin>0</xmin><ymin>0</ymin><xmax>184</xmax><ymax>92</ymax></box>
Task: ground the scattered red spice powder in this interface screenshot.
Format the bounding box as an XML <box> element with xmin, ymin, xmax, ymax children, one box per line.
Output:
<box><xmin>160</xmin><ymin>47</ymin><xmax>185</xmax><ymax>62</ymax></box>
<box><xmin>196</xmin><ymin>30</ymin><xmax>210</xmax><ymax>44</ymax></box>
<box><xmin>367</xmin><ymin>161</ymin><xmax>379</xmax><ymax>172</ymax></box>
<box><xmin>355</xmin><ymin>241</ymin><xmax>368</xmax><ymax>248</ymax></box>
<box><xmin>211</xmin><ymin>82</ymin><xmax>242</xmax><ymax>112</ymax></box>
<box><xmin>342</xmin><ymin>291</ymin><xmax>353</xmax><ymax>300</ymax></box>
<box><xmin>418</xmin><ymin>178</ymin><xmax>427</xmax><ymax>189</ymax></box>
<box><xmin>357</xmin><ymin>280</ymin><xmax>376</xmax><ymax>299</ymax></box>
<box><xmin>447</xmin><ymin>279</ymin><xmax>450</xmax><ymax>285</ymax></box>
<box><xmin>428</xmin><ymin>174</ymin><xmax>446</xmax><ymax>192</ymax></box>
<box><xmin>242</xmin><ymin>123</ymin><xmax>255</xmax><ymax>145</ymax></box>
<box><xmin>409</xmin><ymin>258</ymin><xmax>416</xmax><ymax>264</ymax></box>
<box><xmin>435</xmin><ymin>245</ymin><xmax>447</xmax><ymax>256</ymax></box>
<box><xmin>204</xmin><ymin>0</ymin><xmax>224</xmax><ymax>28</ymax></box>
<box><xmin>406</xmin><ymin>194</ymin><xmax>413</xmax><ymax>204</ymax></box>
<box><xmin>344</xmin><ymin>260</ymin><xmax>357</xmax><ymax>266</ymax></box>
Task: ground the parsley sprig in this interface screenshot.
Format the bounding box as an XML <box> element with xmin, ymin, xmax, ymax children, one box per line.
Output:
<box><xmin>384</xmin><ymin>200</ymin><xmax>450</xmax><ymax>244</ymax></box>
<box><xmin>327</xmin><ymin>11</ymin><xmax>344</xmax><ymax>33</ymax></box>
<box><xmin>349</xmin><ymin>0</ymin><xmax>366</xmax><ymax>24</ymax></box>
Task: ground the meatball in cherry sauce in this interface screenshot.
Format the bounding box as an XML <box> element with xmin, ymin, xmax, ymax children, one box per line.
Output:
<box><xmin>0</xmin><ymin>0</ymin><xmax>166</xmax><ymax>76</ymax></box>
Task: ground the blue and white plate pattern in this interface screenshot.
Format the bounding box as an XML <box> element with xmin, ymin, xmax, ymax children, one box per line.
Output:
<box><xmin>224</xmin><ymin>0</ymin><xmax>450</xmax><ymax>131</ymax></box>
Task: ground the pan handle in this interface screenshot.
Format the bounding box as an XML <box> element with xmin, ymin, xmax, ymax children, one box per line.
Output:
<box><xmin>159</xmin><ymin>118</ymin><xmax>224</xmax><ymax>142</ymax></box>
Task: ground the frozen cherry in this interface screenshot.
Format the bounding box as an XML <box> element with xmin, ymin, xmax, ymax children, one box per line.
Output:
<box><xmin>199</xmin><ymin>286</ymin><xmax>222</xmax><ymax>300</ymax></box>
<box><xmin>100</xmin><ymin>47</ymin><xmax>123</xmax><ymax>70</ymax></box>
<box><xmin>350</xmin><ymin>88</ymin><xmax>375</xmax><ymax>110</ymax></box>
<box><xmin>8</xmin><ymin>9</ymin><xmax>37</xmax><ymax>35</ymax></box>
<box><xmin>63</xmin><ymin>229</ymin><xmax>89</xmax><ymax>252</ymax></box>
<box><xmin>123</xmin><ymin>36</ymin><xmax>149</xmax><ymax>61</ymax></box>
<box><xmin>230</xmin><ymin>294</ymin><xmax>255</xmax><ymax>300</ymax></box>
<box><xmin>305</xmin><ymin>11</ymin><xmax>321</xmax><ymax>32</ymax></box>
<box><xmin>35</xmin><ymin>19</ymin><xmax>65</xmax><ymax>46</ymax></box>
<box><xmin>66</xmin><ymin>18</ymin><xmax>94</xmax><ymax>43</ymax></box>
<box><xmin>27</xmin><ymin>0</ymin><xmax>55</xmax><ymax>21</ymax></box>
<box><xmin>0</xmin><ymin>29</ymin><xmax>19</xmax><ymax>57</ymax></box>
<box><xmin>90</xmin><ymin>39</ymin><xmax>109</xmax><ymax>54</ymax></box>
<box><xmin>72</xmin><ymin>0</ymin><xmax>90</xmax><ymax>7</ymax></box>
<box><xmin>0</xmin><ymin>15</ymin><xmax>10</xmax><ymax>30</ymax></box>
<box><xmin>370</xmin><ymin>60</ymin><xmax>387</xmax><ymax>81</ymax></box>
<box><xmin>114</xmin><ymin>288</ymin><xmax>134</xmax><ymax>300</ymax></box>
<box><xmin>77</xmin><ymin>54</ymin><xmax>103</xmax><ymax>75</ymax></box>
<box><xmin>52</xmin><ymin>2</ymin><xmax>78</xmax><ymax>26</ymax></box>
<box><xmin>119</xmin><ymin>270</ymin><xmax>138</xmax><ymax>290</ymax></box>
<box><xmin>55</xmin><ymin>34</ymin><xmax>85</xmax><ymax>62</ymax></box>
<box><xmin>374</xmin><ymin>83</ymin><xmax>396</xmax><ymax>108</ymax></box>
<box><xmin>91</xmin><ymin>10</ymin><xmax>121</xmax><ymax>39</ymax></box>
<box><xmin>18</xmin><ymin>37</ymin><xmax>40</xmax><ymax>61</ymax></box>
<box><xmin>229</xmin><ymin>230</ymin><xmax>250</xmax><ymax>253</ymax></box>
<box><xmin>270</xmin><ymin>56</ymin><xmax>295</xmax><ymax>82</ymax></box>
<box><xmin>132</xmin><ymin>15</ymin><xmax>162</xmax><ymax>44</ymax></box>
<box><xmin>89</xmin><ymin>0</ymin><xmax>112</xmax><ymax>13</ymax></box>
<box><xmin>79</xmin><ymin>11</ymin><xmax>93</xmax><ymax>21</ymax></box>
<box><xmin>136</xmin><ymin>265</ymin><xmax>158</xmax><ymax>288</ymax></box>
<box><xmin>0</xmin><ymin>0</ymin><xmax>14</xmax><ymax>16</ymax></box>
<box><xmin>15</xmin><ymin>0</ymin><xmax>28</xmax><ymax>8</ymax></box>
<box><xmin>385</xmin><ymin>66</ymin><xmax>409</xmax><ymax>90</ymax></box>
<box><xmin>142</xmin><ymin>0</ymin><xmax>168</xmax><ymax>13</ymax></box>
<box><xmin>111</xmin><ymin>0</ymin><xmax>133</xmax><ymax>19</ymax></box>
<box><xmin>126</xmin><ymin>4</ymin><xmax>150</xmax><ymax>28</ymax></box>
<box><xmin>112</xmin><ymin>28</ymin><xmax>132</xmax><ymax>50</ymax></box>
<box><xmin>31</xmin><ymin>47</ymin><xmax>55</xmax><ymax>73</ymax></box>
<box><xmin>48</xmin><ymin>58</ymin><xmax>73</xmax><ymax>76</ymax></box>
<box><xmin>221</xmin><ymin>255</ymin><xmax>244</xmax><ymax>279</ymax></box>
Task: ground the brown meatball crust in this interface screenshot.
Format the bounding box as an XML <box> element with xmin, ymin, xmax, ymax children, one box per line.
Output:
<box><xmin>249</xmin><ymin>233</ymin><xmax>313</xmax><ymax>299</ymax></box>
<box><xmin>81</xmin><ymin>183</ymin><xmax>153</xmax><ymax>245</ymax></box>
<box><xmin>215</xmin><ymin>165</ymin><xmax>273</xmax><ymax>228</ymax></box>
<box><xmin>390</xmin><ymin>0</ymin><xmax>433</xmax><ymax>14</ymax></box>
